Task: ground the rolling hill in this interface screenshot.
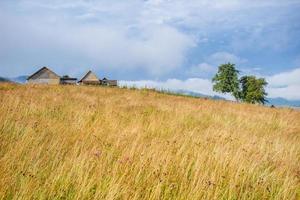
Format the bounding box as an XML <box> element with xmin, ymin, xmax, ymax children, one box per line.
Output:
<box><xmin>0</xmin><ymin>83</ymin><xmax>299</xmax><ymax>199</ymax></box>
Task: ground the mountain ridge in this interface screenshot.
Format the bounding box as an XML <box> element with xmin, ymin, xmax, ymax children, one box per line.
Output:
<box><xmin>169</xmin><ymin>89</ymin><xmax>300</xmax><ymax>108</ymax></box>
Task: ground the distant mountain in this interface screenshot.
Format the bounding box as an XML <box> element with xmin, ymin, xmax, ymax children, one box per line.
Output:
<box><xmin>169</xmin><ymin>89</ymin><xmax>300</xmax><ymax>108</ymax></box>
<box><xmin>267</xmin><ymin>98</ymin><xmax>300</xmax><ymax>107</ymax></box>
<box><xmin>9</xmin><ymin>76</ymin><xmax>28</xmax><ymax>84</ymax></box>
<box><xmin>0</xmin><ymin>77</ymin><xmax>12</xmax><ymax>82</ymax></box>
<box><xmin>166</xmin><ymin>89</ymin><xmax>226</xmax><ymax>100</ymax></box>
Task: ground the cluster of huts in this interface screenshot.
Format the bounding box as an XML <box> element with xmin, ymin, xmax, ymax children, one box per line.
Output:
<box><xmin>26</xmin><ymin>67</ymin><xmax>117</xmax><ymax>86</ymax></box>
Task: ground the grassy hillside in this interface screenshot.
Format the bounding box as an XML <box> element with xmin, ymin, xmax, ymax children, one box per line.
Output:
<box><xmin>0</xmin><ymin>84</ymin><xmax>299</xmax><ymax>200</ymax></box>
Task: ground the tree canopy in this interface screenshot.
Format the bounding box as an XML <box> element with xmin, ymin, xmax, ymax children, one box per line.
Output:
<box><xmin>212</xmin><ymin>63</ymin><xmax>240</xmax><ymax>100</ymax></box>
<box><xmin>212</xmin><ymin>63</ymin><xmax>268</xmax><ymax>104</ymax></box>
<box><xmin>240</xmin><ymin>76</ymin><xmax>268</xmax><ymax>104</ymax></box>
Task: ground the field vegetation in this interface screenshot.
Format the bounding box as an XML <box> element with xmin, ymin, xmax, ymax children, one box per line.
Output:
<box><xmin>0</xmin><ymin>83</ymin><xmax>299</xmax><ymax>199</ymax></box>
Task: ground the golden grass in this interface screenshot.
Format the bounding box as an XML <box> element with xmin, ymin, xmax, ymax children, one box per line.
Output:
<box><xmin>0</xmin><ymin>83</ymin><xmax>299</xmax><ymax>200</ymax></box>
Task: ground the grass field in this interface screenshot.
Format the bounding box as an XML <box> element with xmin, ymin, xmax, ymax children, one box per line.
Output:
<box><xmin>0</xmin><ymin>83</ymin><xmax>299</xmax><ymax>200</ymax></box>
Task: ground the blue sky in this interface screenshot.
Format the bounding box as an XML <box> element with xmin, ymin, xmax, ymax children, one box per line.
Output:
<box><xmin>0</xmin><ymin>0</ymin><xmax>300</xmax><ymax>100</ymax></box>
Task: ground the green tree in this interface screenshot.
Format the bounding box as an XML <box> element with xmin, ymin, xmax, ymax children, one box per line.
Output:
<box><xmin>212</xmin><ymin>63</ymin><xmax>240</xmax><ymax>100</ymax></box>
<box><xmin>239</xmin><ymin>76</ymin><xmax>268</xmax><ymax>104</ymax></box>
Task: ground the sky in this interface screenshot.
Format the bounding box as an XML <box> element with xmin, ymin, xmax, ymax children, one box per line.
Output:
<box><xmin>0</xmin><ymin>0</ymin><xmax>300</xmax><ymax>100</ymax></box>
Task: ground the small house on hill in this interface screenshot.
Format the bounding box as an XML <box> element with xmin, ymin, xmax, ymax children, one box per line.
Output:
<box><xmin>60</xmin><ymin>75</ymin><xmax>77</xmax><ymax>85</ymax></box>
<box><xmin>101</xmin><ymin>78</ymin><xmax>118</xmax><ymax>86</ymax></box>
<box><xmin>101</xmin><ymin>77</ymin><xmax>108</xmax><ymax>85</ymax></box>
<box><xmin>78</xmin><ymin>71</ymin><xmax>100</xmax><ymax>85</ymax></box>
<box><xmin>107</xmin><ymin>80</ymin><xmax>118</xmax><ymax>87</ymax></box>
<box><xmin>27</xmin><ymin>67</ymin><xmax>60</xmax><ymax>84</ymax></box>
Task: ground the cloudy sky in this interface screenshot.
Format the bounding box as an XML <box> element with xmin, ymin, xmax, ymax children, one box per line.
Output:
<box><xmin>0</xmin><ymin>0</ymin><xmax>300</xmax><ymax>100</ymax></box>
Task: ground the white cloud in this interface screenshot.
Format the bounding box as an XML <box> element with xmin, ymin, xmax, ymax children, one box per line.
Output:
<box><xmin>61</xmin><ymin>24</ymin><xmax>195</xmax><ymax>75</ymax></box>
<box><xmin>267</xmin><ymin>85</ymin><xmax>300</xmax><ymax>100</ymax></box>
<box><xmin>266</xmin><ymin>68</ymin><xmax>300</xmax><ymax>100</ymax></box>
<box><xmin>187</xmin><ymin>63</ymin><xmax>216</xmax><ymax>76</ymax></box>
<box><xmin>208</xmin><ymin>52</ymin><xmax>247</xmax><ymax>65</ymax></box>
<box><xmin>0</xmin><ymin>7</ymin><xmax>195</xmax><ymax>76</ymax></box>
<box><xmin>187</xmin><ymin>52</ymin><xmax>246</xmax><ymax>78</ymax></box>
<box><xmin>0</xmin><ymin>0</ymin><xmax>299</xmax><ymax>78</ymax></box>
<box><xmin>267</xmin><ymin>68</ymin><xmax>300</xmax><ymax>87</ymax></box>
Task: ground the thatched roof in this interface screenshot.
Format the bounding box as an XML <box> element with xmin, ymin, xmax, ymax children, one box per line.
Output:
<box><xmin>78</xmin><ymin>70</ymin><xmax>100</xmax><ymax>83</ymax></box>
<box><xmin>27</xmin><ymin>67</ymin><xmax>60</xmax><ymax>80</ymax></box>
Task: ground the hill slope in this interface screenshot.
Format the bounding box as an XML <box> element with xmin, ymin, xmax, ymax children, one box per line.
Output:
<box><xmin>0</xmin><ymin>84</ymin><xmax>299</xmax><ymax>199</ymax></box>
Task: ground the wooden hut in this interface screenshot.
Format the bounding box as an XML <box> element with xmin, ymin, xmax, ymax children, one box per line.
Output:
<box><xmin>107</xmin><ymin>80</ymin><xmax>118</xmax><ymax>86</ymax></box>
<box><xmin>101</xmin><ymin>77</ymin><xmax>108</xmax><ymax>85</ymax></box>
<box><xmin>101</xmin><ymin>78</ymin><xmax>117</xmax><ymax>86</ymax></box>
<box><xmin>78</xmin><ymin>71</ymin><xmax>100</xmax><ymax>85</ymax></box>
<box><xmin>27</xmin><ymin>67</ymin><xmax>60</xmax><ymax>84</ymax></box>
<box><xmin>60</xmin><ymin>75</ymin><xmax>77</xmax><ymax>85</ymax></box>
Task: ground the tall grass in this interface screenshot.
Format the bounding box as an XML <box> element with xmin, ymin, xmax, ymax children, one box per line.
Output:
<box><xmin>0</xmin><ymin>83</ymin><xmax>299</xmax><ymax>199</ymax></box>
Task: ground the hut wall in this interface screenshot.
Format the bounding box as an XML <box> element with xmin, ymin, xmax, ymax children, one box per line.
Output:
<box><xmin>107</xmin><ymin>80</ymin><xmax>118</xmax><ymax>86</ymax></box>
<box><xmin>28</xmin><ymin>78</ymin><xmax>60</xmax><ymax>85</ymax></box>
<box><xmin>60</xmin><ymin>79</ymin><xmax>77</xmax><ymax>85</ymax></box>
<box><xmin>80</xmin><ymin>80</ymin><xmax>100</xmax><ymax>85</ymax></box>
